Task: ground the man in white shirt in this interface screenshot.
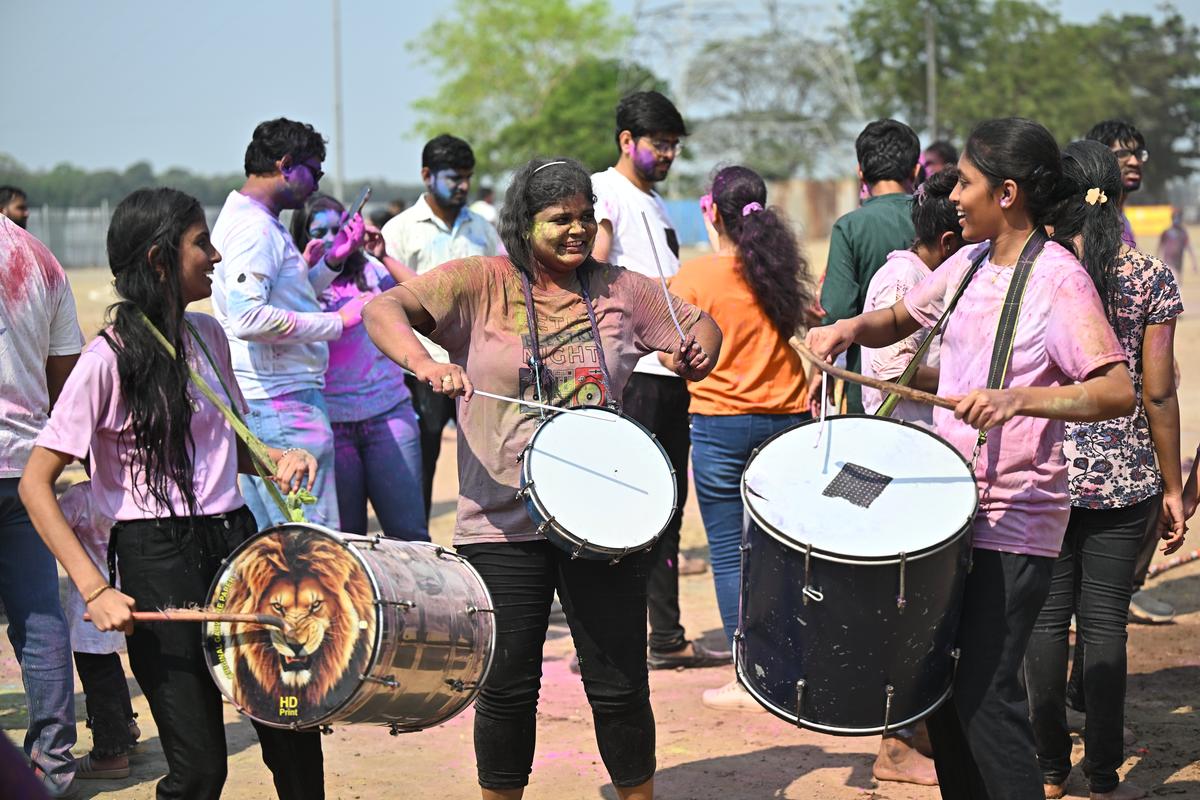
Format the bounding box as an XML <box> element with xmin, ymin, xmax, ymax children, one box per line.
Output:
<box><xmin>211</xmin><ymin>118</ymin><xmax>367</xmax><ymax>532</ymax></box>
<box><xmin>469</xmin><ymin>185</ymin><xmax>498</xmax><ymax>225</ymax></box>
<box><xmin>381</xmin><ymin>135</ymin><xmax>500</xmax><ymax>519</ymax></box>
<box><xmin>592</xmin><ymin>91</ymin><xmax>730</xmax><ymax>670</ymax></box>
<box><xmin>0</xmin><ymin>216</ymin><xmax>81</xmax><ymax>797</ymax></box>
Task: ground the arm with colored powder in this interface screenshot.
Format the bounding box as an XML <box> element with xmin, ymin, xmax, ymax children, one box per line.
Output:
<box><xmin>953</xmin><ymin>361</ymin><xmax>1134</xmax><ymax>430</ymax></box>
<box><xmin>1143</xmin><ymin>318</ymin><xmax>1186</xmax><ymax>552</ymax></box>
<box><xmin>221</xmin><ymin>225</ymin><xmax>345</xmax><ymax>344</ymax></box>
<box><xmin>363</xmin><ymin>285</ymin><xmax>473</xmax><ymax>398</ymax></box>
<box><xmin>806</xmin><ymin>299</ymin><xmax>922</xmax><ymax>360</ymax></box>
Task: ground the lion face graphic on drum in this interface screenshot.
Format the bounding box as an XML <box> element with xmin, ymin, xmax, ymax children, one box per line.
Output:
<box><xmin>219</xmin><ymin>528</ymin><xmax>377</xmax><ymax>720</ymax></box>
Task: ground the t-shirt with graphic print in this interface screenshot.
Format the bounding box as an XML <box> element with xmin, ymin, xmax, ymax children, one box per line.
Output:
<box><xmin>401</xmin><ymin>255</ymin><xmax>702</xmax><ymax>545</ymax></box>
<box><xmin>1065</xmin><ymin>250</ymin><xmax>1183</xmax><ymax>509</ymax></box>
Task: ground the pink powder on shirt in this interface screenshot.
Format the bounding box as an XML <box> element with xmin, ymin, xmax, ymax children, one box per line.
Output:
<box><xmin>903</xmin><ymin>241</ymin><xmax>1126</xmax><ymax>557</ymax></box>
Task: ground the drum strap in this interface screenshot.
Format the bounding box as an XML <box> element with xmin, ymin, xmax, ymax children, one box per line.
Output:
<box><xmin>516</xmin><ymin>264</ymin><xmax>617</xmax><ymax>416</ymax></box>
<box><xmin>133</xmin><ymin>311</ymin><xmax>309</xmax><ymax>522</ymax></box>
<box><xmin>875</xmin><ymin>245</ymin><xmax>989</xmax><ymax>418</ymax></box>
<box><xmin>971</xmin><ymin>227</ymin><xmax>1048</xmax><ymax>458</ymax></box>
<box><xmin>876</xmin><ymin>229</ymin><xmax>1047</xmax><ymax>421</ymax></box>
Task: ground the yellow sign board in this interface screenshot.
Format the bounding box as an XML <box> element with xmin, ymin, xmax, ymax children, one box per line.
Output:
<box><xmin>1126</xmin><ymin>205</ymin><xmax>1175</xmax><ymax>241</ymax></box>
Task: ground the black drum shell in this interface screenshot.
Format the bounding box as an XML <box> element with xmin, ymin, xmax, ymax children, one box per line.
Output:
<box><xmin>736</xmin><ymin>519</ymin><xmax>971</xmax><ymax>734</ymax></box>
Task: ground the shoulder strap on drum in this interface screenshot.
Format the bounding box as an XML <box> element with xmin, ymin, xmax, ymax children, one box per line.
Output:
<box><xmin>133</xmin><ymin>311</ymin><xmax>304</xmax><ymax>522</ymax></box>
<box><xmin>876</xmin><ymin>244</ymin><xmax>990</xmax><ymax>418</ymax></box>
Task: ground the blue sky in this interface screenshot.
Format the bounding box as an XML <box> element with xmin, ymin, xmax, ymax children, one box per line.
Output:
<box><xmin>2</xmin><ymin>0</ymin><xmax>1193</xmax><ymax>183</ymax></box>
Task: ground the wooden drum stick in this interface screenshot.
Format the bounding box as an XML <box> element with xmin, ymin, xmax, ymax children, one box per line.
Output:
<box><xmin>85</xmin><ymin>608</ymin><xmax>288</xmax><ymax>630</ymax></box>
<box><xmin>789</xmin><ymin>337</ymin><xmax>959</xmax><ymax>412</ymax></box>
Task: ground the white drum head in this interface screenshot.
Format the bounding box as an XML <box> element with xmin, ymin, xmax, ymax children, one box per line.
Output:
<box><xmin>743</xmin><ymin>416</ymin><xmax>977</xmax><ymax>560</ymax></box>
<box><xmin>526</xmin><ymin>408</ymin><xmax>675</xmax><ymax>549</ymax></box>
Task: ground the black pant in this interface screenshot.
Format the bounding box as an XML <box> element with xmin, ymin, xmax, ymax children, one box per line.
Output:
<box><xmin>1025</xmin><ymin>496</ymin><xmax>1155</xmax><ymax>794</ymax></box>
<box><xmin>925</xmin><ymin>549</ymin><xmax>1054</xmax><ymax>800</ymax></box>
<box><xmin>74</xmin><ymin>652</ymin><xmax>134</xmax><ymax>758</ymax></box>
<box><xmin>622</xmin><ymin>372</ymin><xmax>691</xmax><ymax>653</ymax></box>
<box><xmin>458</xmin><ymin>540</ymin><xmax>656</xmax><ymax>790</ymax></box>
<box><xmin>405</xmin><ymin>374</ymin><xmax>457</xmax><ymax>522</ymax></box>
<box><xmin>113</xmin><ymin>507</ymin><xmax>324</xmax><ymax>800</ymax></box>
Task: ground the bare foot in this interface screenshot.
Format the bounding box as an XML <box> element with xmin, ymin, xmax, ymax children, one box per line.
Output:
<box><xmin>910</xmin><ymin>721</ymin><xmax>934</xmax><ymax>758</ymax></box>
<box><xmin>1044</xmin><ymin>782</ymin><xmax>1067</xmax><ymax>799</ymax></box>
<box><xmin>1091</xmin><ymin>783</ymin><xmax>1146</xmax><ymax>800</ymax></box>
<box><xmin>873</xmin><ymin>734</ymin><xmax>938</xmax><ymax>786</ymax></box>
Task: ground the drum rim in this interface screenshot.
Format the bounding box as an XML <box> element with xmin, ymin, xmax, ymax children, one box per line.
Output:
<box><xmin>734</xmin><ymin>648</ymin><xmax>955</xmax><ymax>735</ymax></box>
<box><xmin>740</xmin><ymin>414</ymin><xmax>979</xmax><ymax>565</ymax></box>
<box><xmin>202</xmin><ymin>522</ymin><xmax>382</xmax><ymax>729</ymax></box>
<box><xmin>521</xmin><ymin>405</ymin><xmax>677</xmax><ymax>556</ymax></box>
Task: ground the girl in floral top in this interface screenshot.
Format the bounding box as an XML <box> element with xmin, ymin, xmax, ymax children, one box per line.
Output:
<box><xmin>1025</xmin><ymin>140</ymin><xmax>1185</xmax><ymax>800</ymax></box>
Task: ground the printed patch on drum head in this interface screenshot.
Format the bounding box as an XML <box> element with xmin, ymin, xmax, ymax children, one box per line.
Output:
<box><xmin>822</xmin><ymin>463</ymin><xmax>892</xmax><ymax>508</ymax></box>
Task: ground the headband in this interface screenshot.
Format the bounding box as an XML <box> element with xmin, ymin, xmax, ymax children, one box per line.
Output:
<box><xmin>533</xmin><ymin>160</ymin><xmax>568</xmax><ymax>174</ymax></box>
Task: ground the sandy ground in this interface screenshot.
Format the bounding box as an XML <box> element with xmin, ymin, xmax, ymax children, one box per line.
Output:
<box><xmin>3</xmin><ymin>244</ymin><xmax>1200</xmax><ymax>799</ymax></box>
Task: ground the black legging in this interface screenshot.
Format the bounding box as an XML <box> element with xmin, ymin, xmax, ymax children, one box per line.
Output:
<box><xmin>1025</xmin><ymin>495</ymin><xmax>1156</xmax><ymax>794</ymax></box>
<box><xmin>458</xmin><ymin>540</ymin><xmax>656</xmax><ymax>791</ymax></box>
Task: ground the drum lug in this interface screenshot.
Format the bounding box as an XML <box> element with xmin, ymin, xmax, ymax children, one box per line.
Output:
<box><xmin>319</xmin><ymin>724</ymin><xmax>333</xmax><ymax>736</ymax></box>
<box><xmin>609</xmin><ymin>547</ymin><xmax>630</xmax><ymax>566</ymax></box>
<box><xmin>536</xmin><ymin>517</ymin><xmax>556</xmax><ymax>536</ymax></box>
<box><xmin>445</xmin><ymin>678</ymin><xmax>479</xmax><ymax>692</ymax></box>
<box><xmin>882</xmin><ymin>684</ymin><xmax>895</xmax><ymax>734</ymax></box>
<box><xmin>802</xmin><ymin>544</ymin><xmax>823</xmax><ymax>604</ymax></box>
<box><xmin>516</xmin><ymin>449</ymin><xmax>526</xmax><ymax>463</ymax></box>
<box><xmin>433</xmin><ymin>546</ymin><xmax>456</xmax><ymax>561</ymax></box>
<box><xmin>738</xmin><ymin>542</ymin><xmax>750</xmax><ymax>552</ymax></box>
<box><xmin>466</xmin><ymin>605</ymin><xmax>495</xmax><ymax>615</ymax></box>
<box><xmin>896</xmin><ymin>551</ymin><xmax>908</xmax><ymax>612</ymax></box>
<box><xmin>362</xmin><ymin>673</ymin><xmax>400</xmax><ymax>689</ymax></box>
<box><xmin>376</xmin><ymin>599</ymin><xmax>417</xmax><ymax>611</ymax></box>
<box><xmin>515</xmin><ymin>482</ymin><xmax>533</xmax><ymax>502</ymax></box>
<box><xmin>571</xmin><ymin>540</ymin><xmax>589</xmax><ymax>560</ymax></box>
<box><xmin>794</xmin><ymin>679</ymin><xmax>806</xmax><ymax>723</ymax></box>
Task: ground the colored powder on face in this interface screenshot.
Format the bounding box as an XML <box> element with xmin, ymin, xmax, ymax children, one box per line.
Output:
<box><xmin>632</xmin><ymin>144</ymin><xmax>659</xmax><ymax>177</ymax></box>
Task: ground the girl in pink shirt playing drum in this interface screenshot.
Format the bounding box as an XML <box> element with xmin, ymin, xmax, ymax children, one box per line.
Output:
<box><xmin>19</xmin><ymin>188</ymin><xmax>324</xmax><ymax>800</ymax></box>
<box><xmin>807</xmin><ymin>117</ymin><xmax>1134</xmax><ymax>800</ymax></box>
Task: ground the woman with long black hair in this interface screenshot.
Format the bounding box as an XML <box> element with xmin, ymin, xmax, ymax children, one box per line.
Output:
<box><xmin>666</xmin><ymin>165</ymin><xmax>814</xmax><ymax>710</ymax></box>
<box><xmin>364</xmin><ymin>157</ymin><xmax>721</xmax><ymax>800</ymax></box>
<box><xmin>807</xmin><ymin>118</ymin><xmax>1135</xmax><ymax>800</ymax></box>
<box><xmin>20</xmin><ymin>187</ymin><xmax>326</xmax><ymax>800</ymax></box>
<box><xmin>1026</xmin><ymin>140</ymin><xmax>1185</xmax><ymax>800</ymax></box>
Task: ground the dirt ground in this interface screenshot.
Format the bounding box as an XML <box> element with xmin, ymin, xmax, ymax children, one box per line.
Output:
<box><xmin>3</xmin><ymin>243</ymin><xmax>1200</xmax><ymax>799</ymax></box>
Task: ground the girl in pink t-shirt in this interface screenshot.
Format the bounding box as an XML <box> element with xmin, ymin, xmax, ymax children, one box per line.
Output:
<box><xmin>18</xmin><ymin>188</ymin><xmax>323</xmax><ymax>799</ymax></box>
<box><xmin>807</xmin><ymin>118</ymin><xmax>1133</xmax><ymax>800</ymax></box>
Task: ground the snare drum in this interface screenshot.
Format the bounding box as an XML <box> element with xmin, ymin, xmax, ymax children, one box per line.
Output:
<box><xmin>737</xmin><ymin>415</ymin><xmax>978</xmax><ymax>735</ymax></box>
<box><xmin>517</xmin><ymin>406</ymin><xmax>676</xmax><ymax>561</ymax></box>
<box><xmin>203</xmin><ymin>524</ymin><xmax>495</xmax><ymax>732</ymax></box>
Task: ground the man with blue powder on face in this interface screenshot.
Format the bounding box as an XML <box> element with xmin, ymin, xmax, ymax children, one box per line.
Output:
<box><xmin>211</xmin><ymin>117</ymin><xmax>367</xmax><ymax>534</ymax></box>
<box><xmin>381</xmin><ymin>134</ymin><xmax>501</xmax><ymax>521</ymax></box>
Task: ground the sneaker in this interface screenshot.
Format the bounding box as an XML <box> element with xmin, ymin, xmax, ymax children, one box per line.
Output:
<box><xmin>702</xmin><ymin>679</ymin><xmax>765</xmax><ymax>713</ymax></box>
<box><xmin>648</xmin><ymin>639</ymin><xmax>732</xmax><ymax>670</ymax></box>
<box><xmin>75</xmin><ymin>752</ymin><xmax>131</xmax><ymax>780</ymax></box>
<box><xmin>1129</xmin><ymin>590</ymin><xmax>1174</xmax><ymax>624</ymax></box>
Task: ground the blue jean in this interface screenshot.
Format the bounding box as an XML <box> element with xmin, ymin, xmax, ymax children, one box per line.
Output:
<box><xmin>0</xmin><ymin>478</ymin><xmax>76</xmax><ymax>796</ymax></box>
<box><xmin>331</xmin><ymin>397</ymin><xmax>428</xmax><ymax>541</ymax></box>
<box><xmin>689</xmin><ymin>413</ymin><xmax>808</xmax><ymax>645</ymax></box>
<box><xmin>241</xmin><ymin>388</ymin><xmax>340</xmax><ymax>530</ymax></box>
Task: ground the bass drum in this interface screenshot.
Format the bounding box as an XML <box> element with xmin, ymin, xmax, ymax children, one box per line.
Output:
<box><xmin>737</xmin><ymin>415</ymin><xmax>977</xmax><ymax>735</ymax></box>
<box><xmin>203</xmin><ymin>524</ymin><xmax>494</xmax><ymax>732</ymax></box>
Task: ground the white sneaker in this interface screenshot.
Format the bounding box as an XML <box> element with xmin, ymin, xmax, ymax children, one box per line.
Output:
<box><xmin>701</xmin><ymin>680</ymin><xmax>765</xmax><ymax>713</ymax></box>
<box><xmin>1129</xmin><ymin>590</ymin><xmax>1175</xmax><ymax>624</ymax></box>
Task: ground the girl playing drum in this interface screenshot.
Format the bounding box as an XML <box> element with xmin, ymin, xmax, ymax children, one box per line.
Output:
<box><xmin>364</xmin><ymin>157</ymin><xmax>721</xmax><ymax>800</ymax></box>
<box><xmin>806</xmin><ymin>118</ymin><xmax>1135</xmax><ymax>800</ymax></box>
<box><xmin>20</xmin><ymin>188</ymin><xmax>326</xmax><ymax>800</ymax></box>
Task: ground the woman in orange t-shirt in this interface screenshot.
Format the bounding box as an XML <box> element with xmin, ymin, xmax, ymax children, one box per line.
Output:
<box><xmin>670</xmin><ymin>165</ymin><xmax>815</xmax><ymax>711</ymax></box>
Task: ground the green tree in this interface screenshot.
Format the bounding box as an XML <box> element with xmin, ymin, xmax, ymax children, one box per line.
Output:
<box><xmin>846</xmin><ymin>0</ymin><xmax>1200</xmax><ymax>198</ymax></box>
<box><xmin>409</xmin><ymin>0</ymin><xmax>631</xmax><ymax>176</ymax></box>
<box><xmin>493</xmin><ymin>58</ymin><xmax>664</xmax><ymax>173</ymax></box>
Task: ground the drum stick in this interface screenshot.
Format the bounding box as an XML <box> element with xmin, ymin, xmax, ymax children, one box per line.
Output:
<box><xmin>640</xmin><ymin>211</ymin><xmax>687</xmax><ymax>343</ymax></box>
<box><xmin>789</xmin><ymin>337</ymin><xmax>959</xmax><ymax>411</ymax></box>
<box><xmin>85</xmin><ymin>609</ymin><xmax>289</xmax><ymax>630</ymax></box>
<box><xmin>399</xmin><ymin>367</ymin><xmax>614</xmax><ymax>421</ymax></box>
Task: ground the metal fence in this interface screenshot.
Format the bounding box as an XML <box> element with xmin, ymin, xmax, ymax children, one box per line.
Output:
<box><xmin>26</xmin><ymin>205</ymin><xmax>225</xmax><ymax>270</ymax></box>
